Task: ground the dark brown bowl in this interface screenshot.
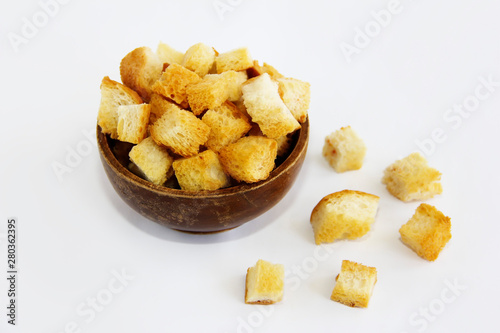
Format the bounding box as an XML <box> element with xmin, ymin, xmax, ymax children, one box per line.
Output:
<box><xmin>97</xmin><ymin>119</ymin><xmax>309</xmax><ymax>233</ymax></box>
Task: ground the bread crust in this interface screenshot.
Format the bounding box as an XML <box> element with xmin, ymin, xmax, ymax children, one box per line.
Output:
<box><xmin>382</xmin><ymin>152</ymin><xmax>442</xmax><ymax>202</ymax></box>
<box><xmin>241</xmin><ymin>73</ymin><xmax>300</xmax><ymax>139</ymax></box>
<box><xmin>330</xmin><ymin>260</ymin><xmax>377</xmax><ymax>308</ymax></box>
<box><xmin>399</xmin><ymin>203</ymin><xmax>451</xmax><ymax>261</ymax></box>
<box><xmin>98</xmin><ymin>76</ymin><xmax>143</xmax><ymax>139</ymax></box>
<box><xmin>310</xmin><ymin>190</ymin><xmax>380</xmax><ymax>245</ymax></box>
<box><xmin>245</xmin><ymin>260</ymin><xmax>284</xmax><ymax>304</ymax></box>
<box><xmin>120</xmin><ymin>46</ymin><xmax>163</xmax><ymax>102</ymax></box>
<box><xmin>218</xmin><ymin>136</ymin><xmax>278</xmax><ymax>183</ymax></box>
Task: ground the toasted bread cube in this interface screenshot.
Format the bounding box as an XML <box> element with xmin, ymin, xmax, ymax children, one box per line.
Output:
<box><xmin>149</xmin><ymin>93</ymin><xmax>179</xmax><ymax>125</ymax></box>
<box><xmin>382</xmin><ymin>152</ymin><xmax>442</xmax><ymax>202</ymax></box>
<box><xmin>399</xmin><ymin>203</ymin><xmax>451</xmax><ymax>261</ymax></box>
<box><xmin>172</xmin><ymin>150</ymin><xmax>231</xmax><ymax>191</ymax></box>
<box><xmin>323</xmin><ymin>126</ymin><xmax>366</xmax><ymax>173</ymax></box>
<box><xmin>246</xmin><ymin>60</ymin><xmax>284</xmax><ymax>80</ymax></box>
<box><xmin>120</xmin><ymin>47</ymin><xmax>163</xmax><ymax>102</ymax></box>
<box><xmin>310</xmin><ymin>190</ymin><xmax>379</xmax><ymax>245</ymax></box>
<box><xmin>116</xmin><ymin>104</ymin><xmax>151</xmax><ymax>144</ymax></box>
<box><xmin>215</xmin><ymin>47</ymin><xmax>253</xmax><ymax>73</ymax></box>
<box><xmin>242</xmin><ymin>73</ymin><xmax>300</xmax><ymax>139</ymax></box>
<box><xmin>186</xmin><ymin>74</ymin><xmax>230</xmax><ymax>115</ymax></box>
<box><xmin>201</xmin><ymin>101</ymin><xmax>252</xmax><ymax>152</ymax></box>
<box><xmin>152</xmin><ymin>63</ymin><xmax>201</xmax><ymax>107</ymax></box>
<box><xmin>219</xmin><ymin>136</ymin><xmax>277</xmax><ymax>183</ymax></box>
<box><xmin>156</xmin><ymin>41</ymin><xmax>184</xmax><ymax>65</ymax></box>
<box><xmin>331</xmin><ymin>260</ymin><xmax>377</xmax><ymax>308</ymax></box>
<box><xmin>149</xmin><ymin>104</ymin><xmax>210</xmax><ymax>157</ymax></box>
<box><xmin>98</xmin><ymin>76</ymin><xmax>143</xmax><ymax>139</ymax></box>
<box><xmin>245</xmin><ymin>260</ymin><xmax>284</xmax><ymax>305</ymax></box>
<box><xmin>129</xmin><ymin>137</ymin><xmax>174</xmax><ymax>185</ymax></box>
<box><xmin>277</xmin><ymin>77</ymin><xmax>310</xmax><ymax>123</ymax></box>
<box><xmin>220</xmin><ymin>70</ymin><xmax>248</xmax><ymax>102</ymax></box>
<box><xmin>245</xmin><ymin>124</ymin><xmax>294</xmax><ymax>159</ymax></box>
<box><xmin>182</xmin><ymin>43</ymin><xmax>216</xmax><ymax>77</ymax></box>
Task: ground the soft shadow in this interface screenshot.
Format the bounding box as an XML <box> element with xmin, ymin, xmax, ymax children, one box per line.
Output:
<box><xmin>98</xmin><ymin>162</ymin><xmax>305</xmax><ymax>245</ymax></box>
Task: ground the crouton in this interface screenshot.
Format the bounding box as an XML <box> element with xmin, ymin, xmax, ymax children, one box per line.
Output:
<box><xmin>241</xmin><ymin>73</ymin><xmax>300</xmax><ymax>139</ymax></box>
<box><xmin>156</xmin><ymin>41</ymin><xmax>184</xmax><ymax>65</ymax></box>
<box><xmin>120</xmin><ymin>46</ymin><xmax>163</xmax><ymax>102</ymax></box>
<box><xmin>323</xmin><ymin>126</ymin><xmax>366</xmax><ymax>172</ymax></box>
<box><xmin>149</xmin><ymin>104</ymin><xmax>210</xmax><ymax>157</ymax></box>
<box><xmin>277</xmin><ymin>77</ymin><xmax>310</xmax><ymax>123</ymax></box>
<box><xmin>399</xmin><ymin>203</ymin><xmax>451</xmax><ymax>261</ymax></box>
<box><xmin>215</xmin><ymin>47</ymin><xmax>253</xmax><ymax>73</ymax></box>
<box><xmin>116</xmin><ymin>104</ymin><xmax>150</xmax><ymax>144</ymax></box>
<box><xmin>129</xmin><ymin>136</ymin><xmax>174</xmax><ymax>185</ymax></box>
<box><xmin>330</xmin><ymin>260</ymin><xmax>377</xmax><ymax>308</ymax></box>
<box><xmin>310</xmin><ymin>190</ymin><xmax>379</xmax><ymax>245</ymax></box>
<box><xmin>382</xmin><ymin>152</ymin><xmax>442</xmax><ymax>202</ymax></box>
<box><xmin>151</xmin><ymin>63</ymin><xmax>201</xmax><ymax>108</ymax></box>
<box><xmin>172</xmin><ymin>150</ymin><xmax>231</xmax><ymax>191</ymax></box>
<box><xmin>98</xmin><ymin>76</ymin><xmax>143</xmax><ymax>139</ymax></box>
<box><xmin>182</xmin><ymin>43</ymin><xmax>216</xmax><ymax>77</ymax></box>
<box><xmin>245</xmin><ymin>260</ymin><xmax>284</xmax><ymax>305</ymax></box>
<box><xmin>186</xmin><ymin>74</ymin><xmax>230</xmax><ymax>115</ymax></box>
<box><xmin>201</xmin><ymin>101</ymin><xmax>252</xmax><ymax>152</ymax></box>
<box><xmin>219</xmin><ymin>136</ymin><xmax>277</xmax><ymax>183</ymax></box>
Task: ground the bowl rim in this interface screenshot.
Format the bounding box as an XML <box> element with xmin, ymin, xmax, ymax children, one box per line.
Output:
<box><xmin>97</xmin><ymin>118</ymin><xmax>309</xmax><ymax>199</ymax></box>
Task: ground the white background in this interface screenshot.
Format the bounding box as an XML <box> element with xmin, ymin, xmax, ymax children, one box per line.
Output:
<box><xmin>1</xmin><ymin>0</ymin><xmax>499</xmax><ymax>332</ymax></box>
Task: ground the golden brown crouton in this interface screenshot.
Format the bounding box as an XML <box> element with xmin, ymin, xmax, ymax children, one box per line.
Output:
<box><xmin>129</xmin><ymin>136</ymin><xmax>174</xmax><ymax>185</ymax></box>
<box><xmin>201</xmin><ymin>101</ymin><xmax>252</xmax><ymax>152</ymax></box>
<box><xmin>218</xmin><ymin>136</ymin><xmax>277</xmax><ymax>183</ymax></box>
<box><xmin>120</xmin><ymin>46</ymin><xmax>163</xmax><ymax>102</ymax></box>
<box><xmin>382</xmin><ymin>152</ymin><xmax>442</xmax><ymax>202</ymax></box>
<box><xmin>172</xmin><ymin>150</ymin><xmax>231</xmax><ymax>191</ymax></box>
<box><xmin>149</xmin><ymin>104</ymin><xmax>210</xmax><ymax>157</ymax></box>
<box><xmin>323</xmin><ymin>126</ymin><xmax>367</xmax><ymax>173</ymax></box>
<box><xmin>152</xmin><ymin>63</ymin><xmax>201</xmax><ymax>107</ymax></box>
<box><xmin>310</xmin><ymin>190</ymin><xmax>379</xmax><ymax>245</ymax></box>
<box><xmin>399</xmin><ymin>203</ymin><xmax>452</xmax><ymax>261</ymax></box>
<box><xmin>245</xmin><ymin>260</ymin><xmax>284</xmax><ymax>305</ymax></box>
<box><xmin>331</xmin><ymin>260</ymin><xmax>377</xmax><ymax>308</ymax></box>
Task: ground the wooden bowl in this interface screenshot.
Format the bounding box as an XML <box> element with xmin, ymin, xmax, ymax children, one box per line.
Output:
<box><xmin>97</xmin><ymin>119</ymin><xmax>309</xmax><ymax>233</ymax></box>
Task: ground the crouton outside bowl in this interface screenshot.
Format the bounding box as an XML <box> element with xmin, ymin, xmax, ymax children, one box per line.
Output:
<box><xmin>97</xmin><ymin>119</ymin><xmax>309</xmax><ymax>233</ymax></box>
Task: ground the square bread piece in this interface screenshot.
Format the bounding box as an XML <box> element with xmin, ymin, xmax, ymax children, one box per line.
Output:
<box><xmin>156</xmin><ymin>41</ymin><xmax>184</xmax><ymax>65</ymax></box>
<box><xmin>201</xmin><ymin>101</ymin><xmax>252</xmax><ymax>152</ymax></box>
<box><xmin>129</xmin><ymin>137</ymin><xmax>174</xmax><ymax>186</ymax></box>
<box><xmin>245</xmin><ymin>260</ymin><xmax>284</xmax><ymax>305</ymax></box>
<box><xmin>399</xmin><ymin>203</ymin><xmax>451</xmax><ymax>261</ymax></box>
<box><xmin>116</xmin><ymin>104</ymin><xmax>151</xmax><ymax>144</ymax></box>
<box><xmin>241</xmin><ymin>73</ymin><xmax>300</xmax><ymax>139</ymax></box>
<box><xmin>382</xmin><ymin>152</ymin><xmax>442</xmax><ymax>202</ymax></box>
<box><xmin>181</xmin><ymin>42</ymin><xmax>216</xmax><ymax>77</ymax></box>
<box><xmin>323</xmin><ymin>126</ymin><xmax>366</xmax><ymax>172</ymax></box>
<box><xmin>186</xmin><ymin>73</ymin><xmax>230</xmax><ymax>115</ymax></box>
<box><xmin>172</xmin><ymin>150</ymin><xmax>231</xmax><ymax>191</ymax></box>
<box><xmin>215</xmin><ymin>47</ymin><xmax>253</xmax><ymax>73</ymax></box>
<box><xmin>310</xmin><ymin>190</ymin><xmax>379</xmax><ymax>245</ymax></box>
<box><xmin>120</xmin><ymin>46</ymin><xmax>163</xmax><ymax>102</ymax></box>
<box><xmin>149</xmin><ymin>104</ymin><xmax>210</xmax><ymax>157</ymax></box>
<box><xmin>277</xmin><ymin>77</ymin><xmax>310</xmax><ymax>123</ymax></box>
<box><xmin>220</xmin><ymin>70</ymin><xmax>248</xmax><ymax>102</ymax></box>
<box><xmin>152</xmin><ymin>63</ymin><xmax>201</xmax><ymax>107</ymax></box>
<box><xmin>331</xmin><ymin>260</ymin><xmax>377</xmax><ymax>308</ymax></box>
<box><xmin>149</xmin><ymin>93</ymin><xmax>179</xmax><ymax>125</ymax></box>
<box><xmin>218</xmin><ymin>136</ymin><xmax>277</xmax><ymax>183</ymax></box>
<box><xmin>98</xmin><ymin>76</ymin><xmax>143</xmax><ymax>139</ymax></box>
